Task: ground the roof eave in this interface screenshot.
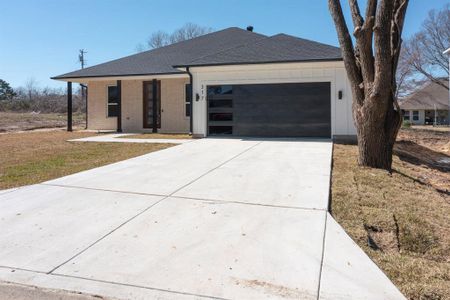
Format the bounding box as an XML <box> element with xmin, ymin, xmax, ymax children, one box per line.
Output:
<box><xmin>51</xmin><ymin>71</ymin><xmax>189</xmax><ymax>82</ymax></box>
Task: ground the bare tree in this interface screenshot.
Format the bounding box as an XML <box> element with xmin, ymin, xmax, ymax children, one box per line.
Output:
<box><xmin>147</xmin><ymin>30</ymin><xmax>170</xmax><ymax>49</ymax></box>
<box><xmin>328</xmin><ymin>0</ymin><xmax>409</xmax><ymax>170</ymax></box>
<box><xmin>170</xmin><ymin>23</ymin><xmax>213</xmax><ymax>44</ymax></box>
<box><xmin>401</xmin><ymin>5</ymin><xmax>449</xmax><ymax>90</ymax></box>
<box><xmin>138</xmin><ymin>23</ymin><xmax>213</xmax><ymax>51</ymax></box>
<box><xmin>24</xmin><ymin>77</ymin><xmax>38</xmax><ymax>102</ymax></box>
<box><xmin>396</xmin><ymin>47</ymin><xmax>417</xmax><ymax>97</ymax></box>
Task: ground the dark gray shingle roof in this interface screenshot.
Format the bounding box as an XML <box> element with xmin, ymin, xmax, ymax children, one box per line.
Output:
<box><xmin>176</xmin><ymin>34</ymin><xmax>342</xmax><ymax>67</ymax></box>
<box><xmin>52</xmin><ymin>28</ymin><xmax>342</xmax><ymax>80</ymax></box>
<box><xmin>52</xmin><ymin>28</ymin><xmax>266</xmax><ymax>79</ymax></box>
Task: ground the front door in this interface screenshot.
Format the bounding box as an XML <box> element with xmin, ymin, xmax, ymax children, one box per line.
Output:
<box><xmin>143</xmin><ymin>80</ymin><xmax>161</xmax><ymax>129</ymax></box>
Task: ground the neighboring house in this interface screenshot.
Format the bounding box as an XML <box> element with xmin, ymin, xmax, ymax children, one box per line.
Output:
<box><xmin>399</xmin><ymin>79</ymin><xmax>449</xmax><ymax>125</ymax></box>
<box><xmin>52</xmin><ymin>27</ymin><xmax>356</xmax><ymax>138</ymax></box>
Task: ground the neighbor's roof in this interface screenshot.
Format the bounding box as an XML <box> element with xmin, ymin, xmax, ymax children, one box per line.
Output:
<box><xmin>400</xmin><ymin>79</ymin><xmax>449</xmax><ymax>110</ymax></box>
<box><xmin>52</xmin><ymin>27</ymin><xmax>342</xmax><ymax>80</ymax></box>
<box><xmin>175</xmin><ymin>34</ymin><xmax>342</xmax><ymax>67</ymax></box>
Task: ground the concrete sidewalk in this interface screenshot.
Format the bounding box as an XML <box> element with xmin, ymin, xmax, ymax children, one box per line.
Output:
<box><xmin>69</xmin><ymin>133</ymin><xmax>193</xmax><ymax>144</ymax></box>
<box><xmin>0</xmin><ymin>138</ymin><xmax>405</xmax><ymax>299</ymax></box>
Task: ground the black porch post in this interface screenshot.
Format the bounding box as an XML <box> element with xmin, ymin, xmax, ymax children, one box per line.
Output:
<box><xmin>67</xmin><ymin>81</ymin><xmax>72</xmax><ymax>132</ymax></box>
<box><xmin>152</xmin><ymin>79</ymin><xmax>158</xmax><ymax>133</ymax></box>
<box><xmin>117</xmin><ymin>80</ymin><xmax>122</xmax><ymax>132</ymax></box>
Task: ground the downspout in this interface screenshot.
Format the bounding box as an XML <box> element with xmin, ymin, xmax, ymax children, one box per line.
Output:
<box><xmin>186</xmin><ymin>67</ymin><xmax>194</xmax><ymax>135</ymax></box>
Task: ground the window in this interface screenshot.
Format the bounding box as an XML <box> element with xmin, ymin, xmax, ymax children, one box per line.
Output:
<box><xmin>209</xmin><ymin>112</ymin><xmax>233</xmax><ymax>121</ymax></box>
<box><xmin>185</xmin><ymin>84</ymin><xmax>192</xmax><ymax>117</ymax></box>
<box><xmin>209</xmin><ymin>99</ymin><xmax>233</xmax><ymax>108</ymax></box>
<box><xmin>207</xmin><ymin>85</ymin><xmax>232</xmax><ymax>96</ymax></box>
<box><xmin>209</xmin><ymin>126</ymin><xmax>233</xmax><ymax>135</ymax></box>
<box><xmin>107</xmin><ymin>86</ymin><xmax>118</xmax><ymax>117</ymax></box>
<box><xmin>207</xmin><ymin>85</ymin><xmax>234</xmax><ymax>135</ymax></box>
<box><xmin>403</xmin><ymin>110</ymin><xmax>410</xmax><ymax>121</ymax></box>
<box><xmin>412</xmin><ymin>110</ymin><xmax>419</xmax><ymax>121</ymax></box>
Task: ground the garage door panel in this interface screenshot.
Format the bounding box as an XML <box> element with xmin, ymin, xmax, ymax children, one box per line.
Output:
<box><xmin>207</xmin><ymin>82</ymin><xmax>331</xmax><ymax>137</ymax></box>
<box><xmin>234</xmin><ymin>123</ymin><xmax>331</xmax><ymax>137</ymax></box>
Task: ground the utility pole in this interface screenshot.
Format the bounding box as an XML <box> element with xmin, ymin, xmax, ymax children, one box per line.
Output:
<box><xmin>79</xmin><ymin>49</ymin><xmax>88</xmax><ymax>129</ymax></box>
<box><xmin>79</xmin><ymin>49</ymin><xmax>87</xmax><ymax>69</ymax></box>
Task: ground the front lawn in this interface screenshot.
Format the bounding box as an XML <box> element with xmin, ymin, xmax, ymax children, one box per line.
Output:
<box><xmin>0</xmin><ymin>131</ymin><xmax>174</xmax><ymax>190</ymax></box>
<box><xmin>331</xmin><ymin>128</ymin><xmax>450</xmax><ymax>299</ymax></box>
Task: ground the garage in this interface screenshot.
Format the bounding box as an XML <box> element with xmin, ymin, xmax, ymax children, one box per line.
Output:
<box><xmin>207</xmin><ymin>82</ymin><xmax>331</xmax><ymax>137</ymax></box>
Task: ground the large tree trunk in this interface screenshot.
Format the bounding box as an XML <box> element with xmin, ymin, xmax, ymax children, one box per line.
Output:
<box><xmin>329</xmin><ymin>0</ymin><xmax>409</xmax><ymax>171</ymax></box>
<box><xmin>353</xmin><ymin>94</ymin><xmax>403</xmax><ymax>169</ymax></box>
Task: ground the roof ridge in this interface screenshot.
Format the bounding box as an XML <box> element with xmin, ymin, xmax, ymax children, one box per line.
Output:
<box><xmin>271</xmin><ymin>33</ymin><xmax>341</xmax><ymax>50</ymax></box>
<box><xmin>183</xmin><ymin>35</ymin><xmax>275</xmax><ymax>65</ymax></box>
<box><xmin>54</xmin><ymin>27</ymin><xmax>265</xmax><ymax>78</ymax></box>
<box><xmin>148</xmin><ymin>27</ymin><xmax>261</xmax><ymax>53</ymax></box>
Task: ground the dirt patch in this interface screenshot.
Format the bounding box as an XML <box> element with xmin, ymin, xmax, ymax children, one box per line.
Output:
<box><xmin>395</xmin><ymin>128</ymin><xmax>450</xmax><ymax>193</ymax></box>
<box><xmin>232</xmin><ymin>278</ymin><xmax>314</xmax><ymax>299</ymax></box>
<box><xmin>0</xmin><ymin>112</ymin><xmax>85</xmax><ymax>133</ymax></box>
<box><xmin>0</xmin><ymin>281</ymin><xmax>111</xmax><ymax>300</ymax></box>
<box><xmin>331</xmin><ymin>127</ymin><xmax>450</xmax><ymax>299</ymax></box>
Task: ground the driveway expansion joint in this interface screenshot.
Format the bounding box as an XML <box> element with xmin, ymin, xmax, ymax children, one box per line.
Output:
<box><xmin>45</xmin><ymin>140</ymin><xmax>264</xmax><ymax>276</ymax></box>
<box><xmin>316</xmin><ymin>212</ymin><xmax>328</xmax><ymax>299</ymax></box>
<box><xmin>46</xmin><ymin>196</ymin><xmax>168</xmax><ymax>275</ymax></box>
<box><xmin>4</xmin><ymin>139</ymin><xmax>400</xmax><ymax>300</ymax></box>
<box><xmin>51</xmin><ymin>273</ymin><xmax>230</xmax><ymax>300</ymax></box>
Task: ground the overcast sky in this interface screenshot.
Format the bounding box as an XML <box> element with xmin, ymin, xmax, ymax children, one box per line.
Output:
<box><xmin>0</xmin><ymin>0</ymin><xmax>447</xmax><ymax>89</ymax></box>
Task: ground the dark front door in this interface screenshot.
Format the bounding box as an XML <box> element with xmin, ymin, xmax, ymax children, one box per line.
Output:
<box><xmin>143</xmin><ymin>80</ymin><xmax>161</xmax><ymax>129</ymax></box>
<box><xmin>207</xmin><ymin>82</ymin><xmax>331</xmax><ymax>137</ymax></box>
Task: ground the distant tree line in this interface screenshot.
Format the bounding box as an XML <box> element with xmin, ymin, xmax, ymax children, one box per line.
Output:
<box><xmin>0</xmin><ymin>78</ymin><xmax>85</xmax><ymax>113</ymax></box>
<box><xmin>136</xmin><ymin>23</ymin><xmax>213</xmax><ymax>51</ymax></box>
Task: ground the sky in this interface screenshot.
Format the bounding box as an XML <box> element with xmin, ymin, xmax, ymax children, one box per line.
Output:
<box><xmin>0</xmin><ymin>0</ymin><xmax>448</xmax><ymax>89</ymax></box>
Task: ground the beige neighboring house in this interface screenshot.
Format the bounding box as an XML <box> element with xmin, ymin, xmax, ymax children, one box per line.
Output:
<box><xmin>400</xmin><ymin>79</ymin><xmax>449</xmax><ymax>125</ymax></box>
<box><xmin>52</xmin><ymin>27</ymin><xmax>357</xmax><ymax>138</ymax></box>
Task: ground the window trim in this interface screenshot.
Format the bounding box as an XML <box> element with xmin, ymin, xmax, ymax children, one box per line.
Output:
<box><xmin>106</xmin><ymin>85</ymin><xmax>118</xmax><ymax>118</ymax></box>
<box><xmin>412</xmin><ymin>110</ymin><xmax>419</xmax><ymax>121</ymax></box>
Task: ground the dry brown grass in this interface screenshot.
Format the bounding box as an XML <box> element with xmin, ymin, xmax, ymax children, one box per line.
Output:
<box><xmin>120</xmin><ymin>133</ymin><xmax>193</xmax><ymax>139</ymax></box>
<box><xmin>332</xmin><ymin>128</ymin><xmax>450</xmax><ymax>299</ymax></box>
<box><xmin>0</xmin><ymin>131</ymin><xmax>174</xmax><ymax>190</ymax></box>
<box><xmin>0</xmin><ymin>112</ymin><xmax>85</xmax><ymax>132</ymax></box>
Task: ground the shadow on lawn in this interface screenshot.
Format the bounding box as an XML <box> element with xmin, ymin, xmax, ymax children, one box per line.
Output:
<box><xmin>394</xmin><ymin>140</ymin><xmax>450</xmax><ymax>173</ymax></box>
<box><xmin>394</xmin><ymin>140</ymin><xmax>450</xmax><ymax>196</ymax></box>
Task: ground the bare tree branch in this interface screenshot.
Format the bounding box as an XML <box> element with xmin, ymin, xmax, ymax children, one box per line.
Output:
<box><xmin>399</xmin><ymin>4</ymin><xmax>449</xmax><ymax>91</ymax></box>
<box><xmin>328</xmin><ymin>0</ymin><xmax>364</xmax><ymax>103</ymax></box>
<box><xmin>329</xmin><ymin>0</ymin><xmax>409</xmax><ymax>170</ymax></box>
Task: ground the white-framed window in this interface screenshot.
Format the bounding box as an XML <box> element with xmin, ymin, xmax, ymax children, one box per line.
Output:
<box><xmin>185</xmin><ymin>84</ymin><xmax>192</xmax><ymax>117</ymax></box>
<box><xmin>107</xmin><ymin>85</ymin><xmax>118</xmax><ymax>117</ymax></box>
<box><xmin>403</xmin><ymin>110</ymin><xmax>410</xmax><ymax>121</ymax></box>
<box><xmin>412</xmin><ymin>110</ymin><xmax>419</xmax><ymax>121</ymax></box>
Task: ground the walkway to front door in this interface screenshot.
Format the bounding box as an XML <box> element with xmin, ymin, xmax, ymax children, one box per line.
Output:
<box><xmin>0</xmin><ymin>138</ymin><xmax>405</xmax><ymax>299</ymax></box>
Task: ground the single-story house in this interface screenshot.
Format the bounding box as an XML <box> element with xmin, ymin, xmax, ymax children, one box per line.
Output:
<box><xmin>400</xmin><ymin>79</ymin><xmax>449</xmax><ymax>125</ymax></box>
<box><xmin>52</xmin><ymin>27</ymin><xmax>356</xmax><ymax>138</ymax></box>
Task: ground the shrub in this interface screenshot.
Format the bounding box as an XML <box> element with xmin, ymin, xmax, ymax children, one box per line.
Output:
<box><xmin>402</xmin><ymin>120</ymin><xmax>412</xmax><ymax>128</ymax></box>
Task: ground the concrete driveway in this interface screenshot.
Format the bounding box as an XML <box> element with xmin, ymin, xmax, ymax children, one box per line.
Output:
<box><xmin>0</xmin><ymin>138</ymin><xmax>404</xmax><ymax>299</ymax></box>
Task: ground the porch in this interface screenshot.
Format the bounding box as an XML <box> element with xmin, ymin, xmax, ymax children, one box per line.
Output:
<box><xmin>65</xmin><ymin>76</ymin><xmax>191</xmax><ymax>134</ymax></box>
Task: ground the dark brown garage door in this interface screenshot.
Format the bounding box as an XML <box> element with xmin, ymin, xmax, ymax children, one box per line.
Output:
<box><xmin>207</xmin><ymin>82</ymin><xmax>331</xmax><ymax>137</ymax></box>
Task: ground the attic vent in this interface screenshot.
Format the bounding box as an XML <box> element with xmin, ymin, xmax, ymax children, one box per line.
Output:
<box><xmin>246</xmin><ymin>26</ymin><xmax>254</xmax><ymax>32</ymax></box>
